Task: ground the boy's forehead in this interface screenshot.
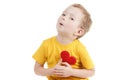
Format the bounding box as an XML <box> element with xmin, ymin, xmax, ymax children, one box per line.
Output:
<box><xmin>63</xmin><ymin>6</ymin><xmax>84</xmax><ymax>18</ymax></box>
<box><xmin>64</xmin><ymin>6</ymin><xmax>82</xmax><ymax>14</ymax></box>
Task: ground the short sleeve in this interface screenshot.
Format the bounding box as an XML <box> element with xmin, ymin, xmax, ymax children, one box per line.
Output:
<box><xmin>79</xmin><ymin>46</ymin><xmax>94</xmax><ymax>69</ymax></box>
<box><xmin>32</xmin><ymin>41</ymin><xmax>47</xmax><ymax>65</ymax></box>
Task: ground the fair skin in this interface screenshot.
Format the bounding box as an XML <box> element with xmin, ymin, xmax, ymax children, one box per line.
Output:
<box><xmin>56</xmin><ymin>6</ymin><xmax>84</xmax><ymax>43</ymax></box>
<box><xmin>34</xmin><ymin>6</ymin><xmax>95</xmax><ymax>78</ymax></box>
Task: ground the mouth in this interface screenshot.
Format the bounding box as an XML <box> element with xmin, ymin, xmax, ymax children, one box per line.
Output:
<box><xmin>57</xmin><ymin>22</ymin><xmax>64</xmax><ymax>31</ymax></box>
<box><xmin>59</xmin><ymin>22</ymin><xmax>63</xmax><ymax>26</ymax></box>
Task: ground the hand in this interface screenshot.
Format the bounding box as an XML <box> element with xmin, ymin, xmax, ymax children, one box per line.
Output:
<box><xmin>53</xmin><ymin>61</ymin><xmax>73</xmax><ymax>77</ymax></box>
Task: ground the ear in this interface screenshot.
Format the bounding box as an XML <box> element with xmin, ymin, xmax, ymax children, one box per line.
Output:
<box><xmin>73</xmin><ymin>28</ymin><xmax>84</xmax><ymax>36</ymax></box>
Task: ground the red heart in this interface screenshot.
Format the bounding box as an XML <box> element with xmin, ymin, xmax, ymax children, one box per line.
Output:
<box><xmin>61</xmin><ymin>51</ymin><xmax>70</xmax><ymax>59</ymax></box>
<box><xmin>60</xmin><ymin>51</ymin><xmax>76</xmax><ymax>65</ymax></box>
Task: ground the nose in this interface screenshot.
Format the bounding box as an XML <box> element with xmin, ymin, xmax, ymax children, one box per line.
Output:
<box><xmin>62</xmin><ymin>16</ymin><xmax>66</xmax><ymax>21</ymax></box>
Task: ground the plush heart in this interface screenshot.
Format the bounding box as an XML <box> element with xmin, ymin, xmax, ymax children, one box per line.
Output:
<box><xmin>60</xmin><ymin>51</ymin><xmax>76</xmax><ymax>65</ymax></box>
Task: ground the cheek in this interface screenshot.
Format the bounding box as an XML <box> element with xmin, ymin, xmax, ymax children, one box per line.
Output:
<box><xmin>65</xmin><ymin>27</ymin><xmax>76</xmax><ymax>34</ymax></box>
<box><xmin>66</xmin><ymin>24</ymin><xmax>76</xmax><ymax>31</ymax></box>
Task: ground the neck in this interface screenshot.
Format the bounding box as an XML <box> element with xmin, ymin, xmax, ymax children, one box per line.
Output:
<box><xmin>57</xmin><ymin>33</ymin><xmax>76</xmax><ymax>44</ymax></box>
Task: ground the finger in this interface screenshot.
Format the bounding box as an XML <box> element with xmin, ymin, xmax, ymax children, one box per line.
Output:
<box><xmin>61</xmin><ymin>62</ymin><xmax>71</xmax><ymax>67</ymax></box>
<box><xmin>53</xmin><ymin>71</ymin><xmax>63</xmax><ymax>77</ymax></box>
<box><xmin>57</xmin><ymin>59</ymin><xmax>62</xmax><ymax>65</ymax></box>
<box><xmin>55</xmin><ymin>65</ymin><xmax>65</xmax><ymax>70</ymax></box>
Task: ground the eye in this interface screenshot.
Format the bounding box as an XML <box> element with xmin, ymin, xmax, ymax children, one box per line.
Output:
<box><xmin>62</xmin><ymin>13</ymin><xmax>66</xmax><ymax>16</ymax></box>
<box><xmin>70</xmin><ymin>17</ymin><xmax>74</xmax><ymax>21</ymax></box>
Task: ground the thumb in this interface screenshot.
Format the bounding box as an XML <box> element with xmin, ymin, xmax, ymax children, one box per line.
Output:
<box><xmin>57</xmin><ymin>59</ymin><xmax>62</xmax><ymax>65</ymax></box>
<box><xmin>61</xmin><ymin>62</ymin><xmax>71</xmax><ymax>68</ymax></box>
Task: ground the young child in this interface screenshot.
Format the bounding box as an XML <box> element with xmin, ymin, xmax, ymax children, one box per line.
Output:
<box><xmin>32</xmin><ymin>3</ymin><xmax>95</xmax><ymax>80</ymax></box>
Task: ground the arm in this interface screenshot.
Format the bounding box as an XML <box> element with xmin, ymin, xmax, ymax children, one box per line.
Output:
<box><xmin>71</xmin><ymin>68</ymin><xmax>95</xmax><ymax>78</ymax></box>
<box><xmin>34</xmin><ymin>62</ymin><xmax>54</xmax><ymax>76</ymax></box>
<box><xmin>34</xmin><ymin>59</ymin><xmax>63</xmax><ymax>76</ymax></box>
<box><xmin>54</xmin><ymin>62</ymin><xmax>95</xmax><ymax>78</ymax></box>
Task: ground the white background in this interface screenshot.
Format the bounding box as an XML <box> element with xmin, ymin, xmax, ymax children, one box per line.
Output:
<box><xmin>0</xmin><ymin>0</ymin><xmax>120</xmax><ymax>80</ymax></box>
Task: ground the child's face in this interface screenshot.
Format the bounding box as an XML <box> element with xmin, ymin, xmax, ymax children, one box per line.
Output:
<box><xmin>56</xmin><ymin>6</ymin><xmax>84</xmax><ymax>36</ymax></box>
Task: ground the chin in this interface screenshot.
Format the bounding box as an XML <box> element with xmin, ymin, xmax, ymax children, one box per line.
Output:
<box><xmin>57</xmin><ymin>26</ymin><xmax>64</xmax><ymax>32</ymax></box>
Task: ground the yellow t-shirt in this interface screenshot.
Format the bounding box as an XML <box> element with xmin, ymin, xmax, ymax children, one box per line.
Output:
<box><xmin>32</xmin><ymin>36</ymin><xmax>94</xmax><ymax>80</ymax></box>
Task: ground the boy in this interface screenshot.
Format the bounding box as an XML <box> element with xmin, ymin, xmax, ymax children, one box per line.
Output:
<box><xmin>32</xmin><ymin>3</ymin><xmax>95</xmax><ymax>80</ymax></box>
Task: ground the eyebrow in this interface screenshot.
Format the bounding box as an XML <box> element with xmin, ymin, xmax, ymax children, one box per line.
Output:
<box><xmin>63</xmin><ymin>11</ymin><xmax>75</xmax><ymax>17</ymax></box>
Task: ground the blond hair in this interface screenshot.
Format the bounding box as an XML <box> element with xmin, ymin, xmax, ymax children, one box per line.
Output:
<box><xmin>72</xmin><ymin>4</ymin><xmax>92</xmax><ymax>38</ymax></box>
